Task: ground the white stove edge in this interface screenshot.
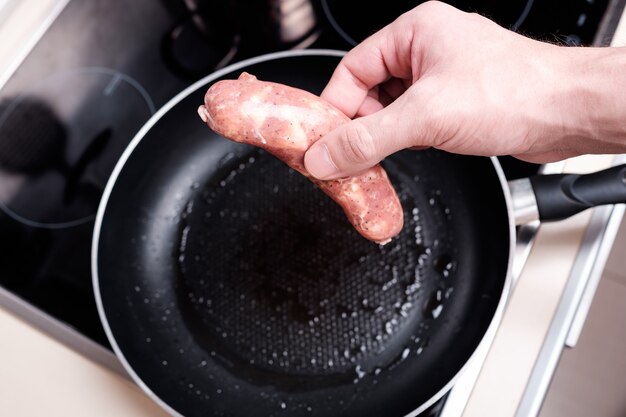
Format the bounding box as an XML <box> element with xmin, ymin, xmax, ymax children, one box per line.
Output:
<box><xmin>0</xmin><ymin>0</ymin><xmax>70</xmax><ymax>91</ymax></box>
<box><xmin>0</xmin><ymin>0</ymin><xmax>18</xmax><ymax>27</ymax></box>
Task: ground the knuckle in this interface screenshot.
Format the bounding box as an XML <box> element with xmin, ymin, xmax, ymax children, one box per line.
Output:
<box><xmin>414</xmin><ymin>1</ymin><xmax>448</xmax><ymax>16</ymax></box>
<box><xmin>410</xmin><ymin>1</ymin><xmax>461</xmax><ymax>26</ymax></box>
<box><xmin>339</xmin><ymin>122</ymin><xmax>377</xmax><ymax>165</ymax></box>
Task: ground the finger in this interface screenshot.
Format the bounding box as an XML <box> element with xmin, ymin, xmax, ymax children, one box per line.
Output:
<box><xmin>356</xmin><ymin>89</ymin><xmax>385</xmax><ymax>116</ymax></box>
<box><xmin>320</xmin><ymin>21</ymin><xmax>415</xmax><ymax>117</ymax></box>
<box><xmin>305</xmin><ymin>92</ymin><xmax>426</xmax><ymax>179</ymax></box>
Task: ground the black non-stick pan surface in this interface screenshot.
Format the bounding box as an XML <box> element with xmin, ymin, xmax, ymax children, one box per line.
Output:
<box><xmin>93</xmin><ymin>50</ymin><xmax>513</xmax><ymax>417</ymax></box>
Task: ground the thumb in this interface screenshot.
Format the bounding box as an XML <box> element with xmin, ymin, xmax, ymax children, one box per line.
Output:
<box><xmin>304</xmin><ymin>100</ymin><xmax>424</xmax><ymax>179</ymax></box>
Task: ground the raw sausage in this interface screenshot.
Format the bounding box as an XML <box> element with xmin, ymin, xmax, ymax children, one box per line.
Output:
<box><xmin>198</xmin><ymin>73</ymin><xmax>403</xmax><ymax>244</ymax></box>
<box><xmin>197</xmin><ymin>72</ymin><xmax>403</xmax><ymax>244</ymax></box>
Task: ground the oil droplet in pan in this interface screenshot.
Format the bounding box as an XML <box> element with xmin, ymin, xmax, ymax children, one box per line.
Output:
<box><xmin>217</xmin><ymin>152</ymin><xmax>235</xmax><ymax>168</ymax></box>
<box><xmin>423</xmin><ymin>289</ymin><xmax>444</xmax><ymax>319</ymax></box>
<box><xmin>355</xmin><ymin>364</ymin><xmax>366</xmax><ymax>379</ymax></box>
<box><xmin>433</xmin><ymin>254</ymin><xmax>454</xmax><ymax>278</ymax></box>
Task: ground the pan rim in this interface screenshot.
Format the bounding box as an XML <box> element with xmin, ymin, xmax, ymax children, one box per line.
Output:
<box><xmin>91</xmin><ymin>48</ymin><xmax>516</xmax><ymax>417</ymax></box>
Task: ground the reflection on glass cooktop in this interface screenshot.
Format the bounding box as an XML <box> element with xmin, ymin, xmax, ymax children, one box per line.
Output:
<box><xmin>0</xmin><ymin>0</ymin><xmax>191</xmax><ymax>348</ymax></box>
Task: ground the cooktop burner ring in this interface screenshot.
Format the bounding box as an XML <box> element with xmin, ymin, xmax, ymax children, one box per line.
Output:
<box><xmin>512</xmin><ymin>0</ymin><xmax>535</xmax><ymax>31</ymax></box>
<box><xmin>0</xmin><ymin>66</ymin><xmax>155</xmax><ymax>229</ymax></box>
<box><xmin>320</xmin><ymin>0</ymin><xmax>536</xmax><ymax>47</ymax></box>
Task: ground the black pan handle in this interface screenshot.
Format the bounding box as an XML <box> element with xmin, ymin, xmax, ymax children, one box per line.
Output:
<box><xmin>528</xmin><ymin>163</ymin><xmax>626</xmax><ymax>222</ymax></box>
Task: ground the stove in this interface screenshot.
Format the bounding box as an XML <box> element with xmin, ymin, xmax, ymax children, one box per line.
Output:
<box><xmin>0</xmin><ymin>0</ymin><xmax>620</xmax><ymax>416</ymax></box>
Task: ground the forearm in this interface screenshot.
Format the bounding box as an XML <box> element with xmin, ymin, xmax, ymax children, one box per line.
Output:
<box><xmin>558</xmin><ymin>46</ymin><xmax>626</xmax><ymax>155</ymax></box>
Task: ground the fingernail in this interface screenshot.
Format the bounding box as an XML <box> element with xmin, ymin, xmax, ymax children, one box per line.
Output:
<box><xmin>197</xmin><ymin>105</ymin><xmax>209</xmax><ymax>123</ymax></box>
<box><xmin>305</xmin><ymin>144</ymin><xmax>339</xmax><ymax>179</ymax></box>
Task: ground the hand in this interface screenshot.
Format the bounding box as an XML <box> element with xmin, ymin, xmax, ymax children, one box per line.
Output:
<box><xmin>304</xmin><ymin>1</ymin><xmax>626</xmax><ymax>180</ymax></box>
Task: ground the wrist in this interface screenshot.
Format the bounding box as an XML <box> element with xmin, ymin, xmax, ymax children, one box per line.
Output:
<box><xmin>556</xmin><ymin>46</ymin><xmax>626</xmax><ymax>155</ymax></box>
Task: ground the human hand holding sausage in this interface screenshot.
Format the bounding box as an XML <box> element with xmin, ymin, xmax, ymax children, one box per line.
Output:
<box><xmin>198</xmin><ymin>73</ymin><xmax>404</xmax><ymax>244</ymax></box>
<box><xmin>304</xmin><ymin>1</ymin><xmax>626</xmax><ymax>179</ymax></box>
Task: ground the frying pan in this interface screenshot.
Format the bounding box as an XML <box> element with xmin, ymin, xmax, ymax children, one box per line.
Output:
<box><xmin>92</xmin><ymin>49</ymin><xmax>626</xmax><ymax>416</ymax></box>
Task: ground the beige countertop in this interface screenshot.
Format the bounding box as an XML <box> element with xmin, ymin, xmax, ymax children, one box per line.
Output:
<box><xmin>0</xmin><ymin>306</ymin><xmax>168</xmax><ymax>416</ymax></box>
<box><xmin>1</xmin><ymin>2</ymin><xmax>626</xmax><ymax>417</ymax></box>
